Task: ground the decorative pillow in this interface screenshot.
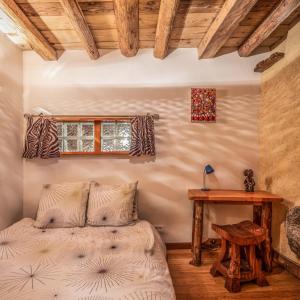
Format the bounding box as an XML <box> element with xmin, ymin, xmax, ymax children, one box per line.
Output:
<box><xmin>132</xmin><ymin>191</ymin><xmax>139</xmax><ymax>221</ymax></box>
<box><xmin>87</xmin><ymin>181</ymin><xmax>138</xmax><ymax>226</ymax></box>
<box><xmin>34</xmin><ymin>182</ymin><xmax>90</xmax><ymax>228</ymax></box>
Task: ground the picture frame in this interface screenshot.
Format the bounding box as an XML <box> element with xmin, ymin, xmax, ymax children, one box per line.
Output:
<box><xmin>191</xmin><ymin>88</ymin><xmax>216</xmax><ymax>122</ymax></box>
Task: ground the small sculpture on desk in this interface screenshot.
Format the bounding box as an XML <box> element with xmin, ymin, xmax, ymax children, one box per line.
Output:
<box><xmin>244</xmin><ymin>169</ymin><xmax>255</xmax><ymax>192</ymax></box>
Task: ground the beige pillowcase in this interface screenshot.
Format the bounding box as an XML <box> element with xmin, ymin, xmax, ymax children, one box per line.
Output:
<box><xmin>34</xmin><ymin>182</ymin><xmax>90</xmax><ymax>228</ymax></box>
<box><xmin>87</xmin><ymin>181</ymin><xmax>138</xmax><ymax>226</ymax></box>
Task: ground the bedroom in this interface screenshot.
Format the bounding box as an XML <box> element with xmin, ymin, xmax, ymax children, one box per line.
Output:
<box><xmin>0</xmin><ymin>0</ymin><xmax>300</xmax><ymax>299</ymax></box>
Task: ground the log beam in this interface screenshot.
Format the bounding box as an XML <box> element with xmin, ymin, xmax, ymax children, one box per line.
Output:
<box><xmin>254</xmin><ymin>52</ymin><xmax>285</xmax><ymax>72</ymax></box>
<box><xmin>239</xmin><ymin>0</ymin><xmax>300</xmax><ymax>57</ymax></box>
<box><xmin>113</xmin><ymin>0</ymin><xmax>139</xmax><ymax>57</ymax></box>
<box><xmin>154</xmin><ymin>0</ymin><xmax>180</xmax><ymax>59</ymax></box>
<box><xmin>60</xmin><ymin>0</ymin><xmax>99</xmax><ymax>60</ymax></box>
<box><xmin>198</xmin><ymin>0</ymin><xmax>258</xmax><ymax>59</ymax></box>
<box><xmin>0</xmin><ymin>0</ymin><xmax>58</xmax><ymax>60</ymax></box>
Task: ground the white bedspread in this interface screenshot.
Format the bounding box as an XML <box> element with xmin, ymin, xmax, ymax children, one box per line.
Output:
<box><xmin>0</xmin><ymin>218</ymin><xmax>175</xmax><ymax>300</ymax></box>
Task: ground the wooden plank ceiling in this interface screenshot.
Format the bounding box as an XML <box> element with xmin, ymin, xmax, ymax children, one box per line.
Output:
<box><xmin>0</xmin><ymin>0</ymin><xmax>299</xmax><ymax>60</ymax></box>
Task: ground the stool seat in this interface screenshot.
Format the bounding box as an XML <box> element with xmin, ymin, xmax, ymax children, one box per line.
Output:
<box><xmin>212</xmin><ymin>220</ymin><xmax>266</xmax><ymax>246</ymax></box>
<box><xmin>210</xmin><ymin>220</ymin><xmax>269</xmax><ymax>293</ymax></box>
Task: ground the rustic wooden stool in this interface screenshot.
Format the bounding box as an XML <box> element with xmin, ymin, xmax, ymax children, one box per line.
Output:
<box><xmin>210</xmin><ymin>220</ymin><xmax>269</xmax><ymax>293</ymax></box>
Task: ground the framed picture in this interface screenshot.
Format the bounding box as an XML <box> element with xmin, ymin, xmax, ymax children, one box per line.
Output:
<box><xmin>191</xmin><ymin>88</ymin><xmax>216</xmax><ymax>122</ymax></box>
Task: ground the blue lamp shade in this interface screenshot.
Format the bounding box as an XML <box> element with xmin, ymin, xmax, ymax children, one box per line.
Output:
<box><xmin>204</xmin><ymin>164</ymin><xmax>215</xmax><ymax>175</ymax></box>
<box><xmin>202</xmin><ymin>164</ymin><xmax>215</xmax><ymax>191</ymax></box>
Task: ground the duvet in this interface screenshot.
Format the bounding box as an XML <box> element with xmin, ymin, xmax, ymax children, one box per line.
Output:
<box><xmin>0</xmin><ymin>218</ymin><xmax>175</xmax><ymax>300</ymax></box>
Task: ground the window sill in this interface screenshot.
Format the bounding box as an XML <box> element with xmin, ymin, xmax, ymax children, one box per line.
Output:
<box><xmin>60</xmin><ymin>151</ymin><xmax>129</xmax><ymax>156</ymax></box>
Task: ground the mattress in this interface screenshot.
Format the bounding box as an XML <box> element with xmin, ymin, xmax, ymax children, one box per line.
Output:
<box><xmin>0</xmin><ymin>218</ymin><xmax>175</xmax><ymax>300</ymax></box>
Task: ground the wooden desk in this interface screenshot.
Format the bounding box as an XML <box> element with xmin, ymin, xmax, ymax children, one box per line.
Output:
<box><xmin>188</xmin><ymin>189</ymin><xmax>283</xmax><ymax>272</ymax></box>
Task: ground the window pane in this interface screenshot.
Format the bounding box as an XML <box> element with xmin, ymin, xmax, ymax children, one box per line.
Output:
<box><xmin>58</xmin><ymin>122</ymin><xmax>95</xmax><ymax>153</ymax></box>
<box><xmin>58</xmin><ymin>138</ymin><xmax>63</xmax><ymax>152</ymax></box>
<box><xmin>82</xmin><ymin>123</ymin><xmax>94</xmax><ymax>137</ymax></box>
<box><xmin>66</xmin><ymin>123</ymin><xmax>79</xmax><ymax>137</ymax></box>
<box><xmin>101</xmin><ymin>121</ymin><xmax>131</xmax><ymax>152</ymax></box>
<box><xmin>102</xmin><ymin>138</ymin><xmax>114</xmax><ymax>152</ymax></box>
<box><xmin>65</xmin><ymin>139</ymin><xmax>79</xmax><ymax>152</ymax></box>
<box><xmin>82</xmin><ymin>140</ymin><xmax>94</xmax><ymax>152</ymax></box>
<box><xmin>116</xmin><ymin>138</ymin><xmax>130</xmax><ymax>151</ymax></box>
<box><xmin>57</xmin><ymin>123</ymin><xmax>63</xmax><ymax>137</ymax></box>
<box><xmin>102</xmin><ymin>122</ymin><xmax>115</xmax><ymax>137</ymax></box>
<box><xmin>116</xmin><ymin>122</ymin><xmax>131</xmax><ymax>137</ymax></box>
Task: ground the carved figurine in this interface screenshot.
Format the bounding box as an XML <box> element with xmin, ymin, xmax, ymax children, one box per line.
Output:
<box><xmin>244</xmin><ymin>169</ymin><xmax>255</xmax><ymax>192</ymax></box>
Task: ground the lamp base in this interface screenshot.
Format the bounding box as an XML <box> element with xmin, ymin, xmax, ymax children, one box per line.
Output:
<box><xmin>201</xmin><ymin>188</ymin><xmax>211</xmax><ymax>191</ymax></box>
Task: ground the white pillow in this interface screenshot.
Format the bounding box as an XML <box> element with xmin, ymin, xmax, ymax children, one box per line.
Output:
<box><xmin>87</xmin><ymin>181</ymin><xmax>138</xmax><ymax>226</ymax></box>
<box><xmin>34</xmin><ymin>182</ymin><xmax>90</xmax><ymax>228</ymax></box>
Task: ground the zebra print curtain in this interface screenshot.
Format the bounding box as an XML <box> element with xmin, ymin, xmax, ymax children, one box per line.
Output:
<box><xmin>129</xmin><ymin>115</ymin><xmax>156</xmax><ymax>157</ymax></box>
<box><xmin>23</xmin><ymin>116</ymin><xmax>60</xmax><ymax>159</ymax></box>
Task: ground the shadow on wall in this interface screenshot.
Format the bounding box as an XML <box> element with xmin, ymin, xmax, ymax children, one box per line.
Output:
<box><xmin>0</xmin><ymin>73</ymin><xmax>23</xmax><ymax>229</ymax></box>
<box><xmin>23</xmin><ymin>85</ymin><xmax>260</xmax><ymax>242</ymax></box>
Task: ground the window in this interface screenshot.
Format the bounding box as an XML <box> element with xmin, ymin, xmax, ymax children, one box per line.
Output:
<box><xmin>57</xmin><ymin>118</ymin><xmax>131</xmax><ymax>155</ymax></box>
<box><xmin>58</xmin><ymin>122</ymin><xmax>94</xmax><ymax>153</ymax></box>
<box><xmin>101</xmin><ymin>122</ymin><xmax>131</xmax><ymax>152</ymax></box>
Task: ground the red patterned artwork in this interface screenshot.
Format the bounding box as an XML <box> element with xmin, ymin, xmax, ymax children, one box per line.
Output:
<box><xmin>191</xmin><ymin>88</ymin><xmax>216</xmax><ymax>122</ymax></box>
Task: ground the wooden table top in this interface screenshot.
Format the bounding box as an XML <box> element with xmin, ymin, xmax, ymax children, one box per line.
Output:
<box><xmin>188</xmin><ymin>189</ymin><xmax>283</xmax><ymax>203</ymax></box>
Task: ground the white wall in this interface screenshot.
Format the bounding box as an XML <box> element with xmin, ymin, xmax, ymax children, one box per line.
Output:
<box><xmin>0</xmin><ymin>32</ymin><xmax>23</xmax><ymax>229</ymax></box>
<box><xmin>23</xmin><ymin>49</ymin><xmax>264</xmax><ymax>242</ymax></box>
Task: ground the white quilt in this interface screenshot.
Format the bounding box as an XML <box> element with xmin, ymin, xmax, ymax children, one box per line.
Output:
<box><xmin>0</xmin><ymin>218</ymin><xmax>175</xmax><ymax>300</ymax></box>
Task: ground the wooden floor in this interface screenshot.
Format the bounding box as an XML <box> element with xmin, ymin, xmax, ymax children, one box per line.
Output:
<box><xmin>167</xmin><ymin>249</ymin><xmax>300</xmax><ymax>300</ymax></box>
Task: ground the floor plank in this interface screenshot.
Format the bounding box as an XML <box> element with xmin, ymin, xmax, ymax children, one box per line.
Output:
<box><xmin>167</xmin><ymin>249</ymin><xmax>300</xmax><ymax>300</ymax></box>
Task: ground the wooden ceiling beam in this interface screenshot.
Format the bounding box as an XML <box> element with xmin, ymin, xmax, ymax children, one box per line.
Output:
<box><xmin>198</xmin><ymin>0</ymin><xmax>259</xmax><ymax>59</ymax></box>
<box><xmin>113</xmin><ymin>0</ymin><xmax>139</xmax><ymax>57</ymax></box>
<box><xmin>254</xmin><ymin>52</ymin><xmax>284</xmax><ymax>72</ymax></box>
<box><xmin>154</xmin><ymin>0</ymin><xmax>180</xmax><ymax>59</ymax></box>
<box><xmin>239</xmin><ymin>0</ymin><xmax>300</xmax><ymax>57</ymax></box>
<box><xmin>0</xmin><ymin>0</ymin><xmax>58</xmax><ymax>60</ymax></box>
<box><xmin>60</xmin><ymin>0</ymin><xmax>99</xmax><ymax>60</ymax></box>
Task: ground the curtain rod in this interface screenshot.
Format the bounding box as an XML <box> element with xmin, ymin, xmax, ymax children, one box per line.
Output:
<box><xmin>24</xmin><ymin>113</ymin><xmax>160</xmax><ymax>120</ymax></box>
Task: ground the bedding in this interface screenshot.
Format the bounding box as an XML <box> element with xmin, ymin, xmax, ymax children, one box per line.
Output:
<box><xmin>87</xmin><ymin>181</ymin><xmax>138</xmax><ymax>226</ymax></box>
<box><xmin>0</xmin><ymin>218</ymin><xmax>175</xmax><ymax>300</ymax></box>
<box><xmin>34</xmin><ymin>182</ymin><xmax>90</xmax><ymax>228</ymax></box>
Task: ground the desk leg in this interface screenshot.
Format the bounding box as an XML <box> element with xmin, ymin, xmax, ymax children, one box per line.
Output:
<box><xmin>261</xmin><ymin>202</ymin><xmax>273</xmax><ymax>272</ymax></box>
<box><xmin>190</xmin><ymin>201</ymin><xmax>203</xmax><ymax>266</ymax></box>
<box><xmin>253</xmin><ymin>205</ymin><xmax>262</xmax><ymax>226</ymax></box>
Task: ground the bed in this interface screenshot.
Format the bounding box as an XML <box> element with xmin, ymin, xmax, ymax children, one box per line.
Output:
<box><xmin>0</xmin><ymin>218</ymin><xmax>175</xmax><ymax>300</ymax></box>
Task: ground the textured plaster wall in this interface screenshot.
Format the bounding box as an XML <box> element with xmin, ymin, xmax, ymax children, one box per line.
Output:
<box><xmin>0</xmin><ymin>32</ymin><xmax>23</xmax><ymax>229</ymax></box>
<box><xmin>259</xmin><ymin>22</ymin><xmax>300</xmax><ymax>263</ymax></box>
<box><xmin>23</xmin><ymin>49</ymin><xmax>264</xmax><ymax>242</ymax></box>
